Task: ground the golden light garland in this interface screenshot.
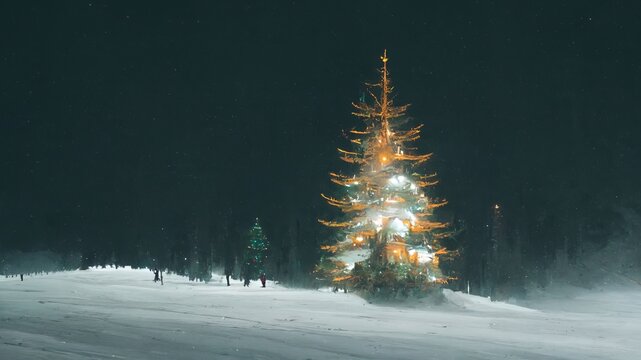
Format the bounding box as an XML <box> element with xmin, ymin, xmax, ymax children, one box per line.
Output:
<box><xmin>319</xmin><ymin>50</ymin><xmax>455</xmax><ymax>287</ymax></box>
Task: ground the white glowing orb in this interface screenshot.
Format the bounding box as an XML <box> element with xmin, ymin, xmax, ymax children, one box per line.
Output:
<box><xmin>408</xmin><ymin>246</ymin><xmax>433</xmax><ymax>264</ymax></box>
<box><xmin>388</xmin><ymin>175</ymin><xmax>408</xmax><ymax>187</ymax></box>
<box><xmin>388</xmin><ymin>218</ymin><xmax>408</xmax><ymax>236</ymax></box>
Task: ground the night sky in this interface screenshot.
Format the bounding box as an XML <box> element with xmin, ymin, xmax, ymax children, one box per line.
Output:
<box><xmin>2</xmin><ymin>2</ymin><xmax>640</xmax><ymax>273</ymax></box>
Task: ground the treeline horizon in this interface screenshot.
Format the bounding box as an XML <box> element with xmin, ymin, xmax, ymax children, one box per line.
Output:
<box><xmin>2</xmin><ymin>200</ymin><xmax>639</xmax><ymax>297</ymax></box>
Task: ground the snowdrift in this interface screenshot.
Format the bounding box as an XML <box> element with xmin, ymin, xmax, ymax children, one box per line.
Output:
<box><xmin>1</xmin><ymin>268</ymin><xmax>639</xmax><ymax>359</ymax></box>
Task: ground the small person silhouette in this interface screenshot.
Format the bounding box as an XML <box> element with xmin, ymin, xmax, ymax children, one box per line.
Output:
<box><xmin>259</xmin><ymin>273</ymin><xmax>267</xmax><ymax>288</ymax></box>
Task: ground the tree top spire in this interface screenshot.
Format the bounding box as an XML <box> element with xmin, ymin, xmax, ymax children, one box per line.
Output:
<box><xmin>381</xmin><ymin>49</ymin><xmax>388</xmax><ymax>64</ymax></box>
<box><xmin>380</xmin><ymin>49</ymin><xmax>390</xmax><ymax>143</ymax></box>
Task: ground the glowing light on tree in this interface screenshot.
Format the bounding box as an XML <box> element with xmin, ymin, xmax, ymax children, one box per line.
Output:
<box><xmin>317</xmin><ymin>51</ymin><xmax>453</xmax><ymax>294</ymax></box>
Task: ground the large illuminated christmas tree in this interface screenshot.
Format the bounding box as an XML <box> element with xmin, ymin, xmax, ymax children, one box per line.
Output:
<box><xmin>318</xmin><ymin>51</ymin><xmax>452</xmax><ymax>295</ymax></box>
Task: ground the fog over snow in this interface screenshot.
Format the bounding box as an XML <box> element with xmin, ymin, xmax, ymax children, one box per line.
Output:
<box><xmin>1</xmin><ymin>268</ymin><xmax>640</xmax><ymax>359</ymax></box>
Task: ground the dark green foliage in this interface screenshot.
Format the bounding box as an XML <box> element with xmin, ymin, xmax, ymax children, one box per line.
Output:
<box><xmin>0</xmin><ymin>251</ymin><xmax>81</xmax><ymax>276</ymax></box>
<box><xmin>242</xmin><ymin>218</ymin><xmax>269</xmax><ymax>280</ymax></box>
<box><xmin>351</xmin><ymin>261</ymin><xmax>438</xmax><ymax>298</ymax></box>
<box><xmin>313</xmin><ymin>256</ymin><xmax>349</xmax><ymax>289</ymax></box>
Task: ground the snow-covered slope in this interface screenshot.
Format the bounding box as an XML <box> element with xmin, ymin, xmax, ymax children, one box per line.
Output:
<box><xmin>1</xmin><ymin>268</ymin><xmax>639</xmax><ymax>359</ymax></box>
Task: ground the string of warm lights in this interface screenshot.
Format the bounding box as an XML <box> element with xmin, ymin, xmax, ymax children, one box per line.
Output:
<box><xmin>317</xmin><ymin>50</ymin><xmax>454</xmax><ymax>291</ymax></box>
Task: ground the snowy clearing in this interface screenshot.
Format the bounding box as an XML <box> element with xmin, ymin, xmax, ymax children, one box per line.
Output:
<box><xmin>1</xmin><ymin>268</ymin><xmax>640</xmax><ymax>359</ymax></box>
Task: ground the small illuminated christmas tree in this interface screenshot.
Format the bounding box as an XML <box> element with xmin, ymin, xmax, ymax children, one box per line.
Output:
<box><xmin>243</xmin><ymin>218</ymin><xmax>269</xmax><ymax>280</ymax></box>
<box><xmin>318</xmin><ymin>51</ymin><xmax>452</xmax><ymax>295</ymax></box>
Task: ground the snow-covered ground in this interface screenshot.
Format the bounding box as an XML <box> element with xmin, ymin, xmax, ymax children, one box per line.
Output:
<box><xmin>1</xmin><ymin>268</ymin><xmax>640</xmax><ymax>359</ymax></box>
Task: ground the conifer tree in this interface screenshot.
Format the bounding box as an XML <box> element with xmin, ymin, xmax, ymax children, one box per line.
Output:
<box><xmin>243</xmin><ymin>218</ymin><xmax>269</xmax><ymax>280</ymax></box>
<box><xmin>318</xmin><ymin>51</ymin><xmax>453</xmax><ymax>295</ymax></box>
